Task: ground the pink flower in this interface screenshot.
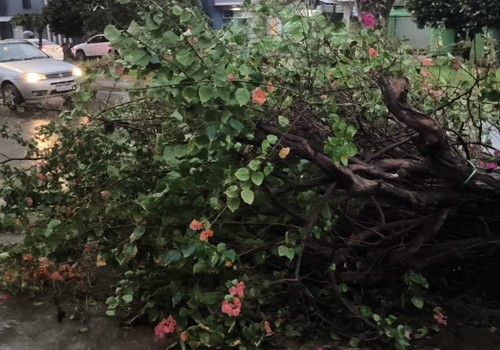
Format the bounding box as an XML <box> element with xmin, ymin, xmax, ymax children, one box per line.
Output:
<box><xmin>485</xmin><ymin>163</ymin><xmax>498</xmax><ymax>170</ymax></box>
<box><xmin>453</xmin><ymin>59</ymin><xmax>460</xmax><ymax>71</ymax></box>
<box><xmin>361</xmin><ymin>13</ymin><xmax>376</xmax><ymax>28</ymax></box>
<box><xmin>420</xmin><ymin>69</ymin><xmax>431</xmax><ymax>77</ymax></box>
<box><xmin>404</xmin><ymin>331</ymin><xmax>412</xmax><ymax>340</ymax></box>
<box><xmin>421</xmin><ymin>58</ymin><xmax>433</xmax><ymax>66</ymax></box>
<box><xmin>189</xmin><ymin>219</ymin><xmax>203</xmax><ymax>231</ymax></box>
<box><xmin>228</xmin><ymin>281</ymin><xmax>246</xmax><ymax>298</ymax></box>
<box><xmin>221</xmin><ymin>297</ymin><xmax>242</xmax><ymax>317</ymax></box>
<box><xmin>154</xmin><ymin>315</ymin><xmax>177</xmax><ymax>338</ymax></box>
<box><xmin>252</xmin><ymin>88</ymin><xmax>267</xmax><ymax>106</ymax></box>
<box><xmin>433</xmin><ymin>308</ymin><xmax>447</xmax><ymax>325</ymax></box>
<box><xmin>100</xmin><ymin>190</ymin><xmax>110</xmax><ymax>200</ymax></box>
<box><xmin>227</xmin><ymin>74</ymin><xmax>234</xmax><ymax>82</ymax></box>
<box><xmin>368</xmin><ymin>48</ymin><xmax>378</xmax><ymax>57</ymax></box>
<box><xmin>0</xmin><ymin>293</ymin><xmax>8</xmax><ymax>301</ymax></box>
<box><xmin>263</xmin><ymin>320</ymin><xmax>273</xmax><ymax>335</ymax></box>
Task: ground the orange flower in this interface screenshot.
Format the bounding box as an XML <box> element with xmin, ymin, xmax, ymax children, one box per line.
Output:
<box><xmin>421</xmin><ymin>57</ymin><xmax>433</xmax><ymax>66</ymax></box>
<box><xmin>189</xmin><ymin>219</ymin><xmax>203</xmax><ymax>230</ymax></box>
<box><xmin>199</xmin><ymin>229</ymin><xmax>213</xmax><ymax>241</ymax></box>
<box><xmin>267</xmin><ymin>81</ymin><xmax>274</xmax><ymax>92</ymax></box>
<box><xmin>225</xmin><ymin>261</ymin><xmax>232</xmax><ymax>267</ymax></box>
<box><xmin>320</xmin><ymin>94</ymin><xmax>327</xmax><ymax>99</ymax></box>
<box><xmin>23</xmin><ymin>254</ymin><xmax>33</xmax><ymax>262</ymax></box>
<box><xmin>327</xmin><ymin>71</ymin><xmax>333</xmax><ymax>77</ymax></box>
<box><xmin>180</xmin><ymin>332</ymin><xmax>188</xmax><ymax>342</ymax></box>
<box><xmin>51</xmin><ymin>271</ymin><xmax>63</xmax><ymax>281</ymax></box>
<box><xmin>252</xmin><ymin>88</ymin><xmax>267</xmax><ymax>106</ymax></box>
<box><xmin>368</xmin><ymin>48</ymin><xmax>378</xmax><ymax>57</ymax></box>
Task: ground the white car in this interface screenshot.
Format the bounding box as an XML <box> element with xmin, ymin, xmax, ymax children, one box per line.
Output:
<box><xmin>0</xmin><ymin>40</ymin><xmax>82</xmax><ymax>109</ymax></box>
<box><xmin>71</xmin><ymin>34</ymin><xmax>113</xmax><ymax>60</ymax></box>
<box><xmin>25</xmin><ymin>39</ymin><xmax>64</xmax><ymax>61</ymax></box>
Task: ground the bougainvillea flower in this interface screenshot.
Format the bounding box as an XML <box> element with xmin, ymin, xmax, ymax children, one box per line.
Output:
<box><xmin>189</xmin><ymin>219</ymin><xmax>203</xmax><ymax>230</ymax></box>
<box><xmin>252</xmin><ymin>88</ymin><xmax>267</xmax><ymax>105</ymax></box>
<box><xmin>368</xmin><ymin>48</ymin><xmax>378</xmax><ymax>57</ymax></box>
<box><xmin>263</xmin><ymin>320</ymin><xmax>273</xmax><ymax>335</ymax></box>
<box><xmin>433</xmin><ymin>307</ymin><xmax>447</xmax><ymax>325</ymax></box>
<box><xmin>361</xmin><ymin>13</ymin><xmax>376</xmax><ymax>28</ymax></box>
<box><xmin>229</xmin><ymin>281</ymin><xmax>246</xmax><ymax>298</ymax></box>
<box><xmin>420</xmin><ymin>69</ymin><xmax>431</xmax><ymax>77</ymax></box>
<box><xmin>221</xmin><ymin>297</ymin><xmax>242</xmax><ymax>317</ymax></box>
<box><xmin>199</xmin><ymin>229</ymin><xmax>214</xmax><ymax>241</ymax></box>
<box><xmin>154</xmin><ymin>315</ymin><xmax>177</xmax><ymax>338</ymax></box>
<box><xmin>421</xmin><ymin>58</ymin><xmax>433</xmax><ymax>66</ymax></box>
<box><xmin>180</xmin><ymin>332</ymin><xmax>188</xmax><ymax>342</ymax></box>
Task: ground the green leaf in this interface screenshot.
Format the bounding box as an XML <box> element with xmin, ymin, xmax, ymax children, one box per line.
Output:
<box><xmin>267</xmin><ymin>135</ymin><xmax>278</xmax><ymax>144</ymax></box>
<box><xmin>122</xmin><ymin>244</ymin><xmax>138</xmax><ymax>261</ymax></box>
<box><xmin>411</xmin><ymin>296</ymin><xmax>425</xmax><ymax>309</ymax></box>
<box><xmin>176</xmin><ymin>49</ymin><xmax>194</xmax><ymax>67</ymax></box>
<box><xmin>235</xmin><ymin>88</ymin><xmax>250</xmax><ymax>106</ymax></box>
<box><xmin>225</xmin><ymin>185</ymin><xmax>239</xmax><ymax>199</ymax></box>
<box><xmin>172</xmin><ymin>5</ymin><xmax>183</xmax><ymax>16</ymax></box>
<box><xmin>104</xmin><ymin>25</ymin><xmax>121</xmax><ymax>43</ymax></box>
<box><xmin>162</xmin><ymin>31</ymin><xmax>178</xmax><ymax>47</ymax></box>
<box><xmin>122</xmin><ymin>294</ymin><xmax>133</xmax><ymax>303</ymax></box>
<box><xmin>248</xmin><ymin>159</ymin><xmax>261</xmax><ymax>171</ymax></box>
<box><xmin>240</xmin><ymin>188</ymin><xmax>254</xmax><ymax>204</ymax></box>
<box><xmin>198</xmin><ymin>85</ymin><xmax>213</xmax><ymax>103</ymax></box>
<box><xmin>161</xmin><ymin>250</ymin><xmax>182</xmax><ymax>265</ymax></box>
<box><xmin>278</xmin><ymin>115</ymin><xmax>289</xmax><ymax>127</ymax></box>
<box><xmin>234</xmin><ymin>167</ymin><xmax>250</xmax><ymax>181</ymax></box>
<box><xmin>251</xmin><ymin>172</ymin><xmax>264</xmax><ymax>186</ymax></box>
<box><xmin>130</xmin><ymin>226</ymin><xmax>145</xmax><ymax>242</ymax></box>
<box><xmin>227</xmin><ymin>196</ymin><xmax>240</xmax><ymax>212</ymax></box>
<box><xmin>278</xmin><ymin>245</ymin><xmax>295</xmax><ymax>260</ymax></box>
<box><xmin>107</xmin><ymin>165</ymin><xmax>120</xmax><ymax>180</ymax></box>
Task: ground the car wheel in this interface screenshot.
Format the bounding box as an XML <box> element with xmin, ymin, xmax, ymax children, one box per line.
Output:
<box><xmin>2</xmin><ymin>83</ymin><xmax>23</xmax><ymax>111</ymax></box>
<box><xmin>75</xmin><ymin>50</ymin><xmax>86</xmax><ymax>61</ymax></box>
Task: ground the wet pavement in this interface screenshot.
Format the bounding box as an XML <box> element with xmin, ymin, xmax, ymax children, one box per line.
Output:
<box><xmin>0</xmin><ymin>296</ymin><xmax>166</xmax><ymax>350</ymax></box>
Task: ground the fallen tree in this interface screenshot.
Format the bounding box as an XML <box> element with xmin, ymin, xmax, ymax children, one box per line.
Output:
<box><xmin>1</xmin><ymin>1</ymin><xmax>500</xmax><ymax>349</ymax></box>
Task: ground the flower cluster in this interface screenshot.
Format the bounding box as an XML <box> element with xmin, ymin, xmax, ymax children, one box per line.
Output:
<box><xmin>221</xmin><ymin>281</ymin><xmax>246</xmax><ymax>317</ymax></box>
<box><xmin>252</xmin><ymin>88</ymin><xmax>267</xmax><ymax>105</ymax></box>
<box><xmin>154</xmin><ymin>315</ymin><xmax>177</xmax><ymax>338</ymax></box>
<box><xmin>189</xmin><ymin>219</ymin><xmax>215</xmax><ymax>241</ymax></box>
<box><xmin>433</xmin><ymin>307</ymin><xmax>447</xmax><ymax>325</ymax></box>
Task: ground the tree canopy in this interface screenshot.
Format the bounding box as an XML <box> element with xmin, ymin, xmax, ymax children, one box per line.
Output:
<box><xmin>407</xmin><ymin>0</ymin><xmax>500</xmax><ymax>34</ymax></box>
<box><xmin>43</xmin><ymin>0</ymin><xmax>140</xmax><ymax>37</ymax></box>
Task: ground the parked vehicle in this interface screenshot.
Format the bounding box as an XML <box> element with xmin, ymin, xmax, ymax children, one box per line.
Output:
<box><xmin>0</xmin><ymin>40</ymin><xmax>83</xmax><ymax>110</ymax></box>
<box><xmin>25</xmin><ymin>39</ymin><xmax>65</xmax><ymax>61</ymax></box>
<box><xmin>71</xmin><ymin>34</ymin><xmax>112</xmax><ymax>60</ymax></box>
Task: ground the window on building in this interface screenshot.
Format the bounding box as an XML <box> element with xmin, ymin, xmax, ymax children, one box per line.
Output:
<box><xmin>22</xmin><ymin>0</ymin><xmax>31</xmax><ymax>9</ymax></box>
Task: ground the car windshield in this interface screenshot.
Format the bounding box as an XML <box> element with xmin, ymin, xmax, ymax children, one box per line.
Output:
<box><xmin>0</xmin><ymin>43</ymin><xmax>49</xmax><ymax>62</ymax></box>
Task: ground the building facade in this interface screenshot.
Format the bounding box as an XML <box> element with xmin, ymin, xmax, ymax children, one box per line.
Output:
<box><xmin>0</xmin><ymin>0</ymin><xmax>45</xmax><ymax>39</ymax></box>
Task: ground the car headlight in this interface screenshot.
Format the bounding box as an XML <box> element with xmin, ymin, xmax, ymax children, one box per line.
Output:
<box><xmin>21</xmin><ymin>73</ymin><xmax>46</xmax><ymax>82</ymax></box>
<box><xmin>72</xmin><ymin>67</ymin><xmax>83</xmax><ymax>77</ymax></box>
